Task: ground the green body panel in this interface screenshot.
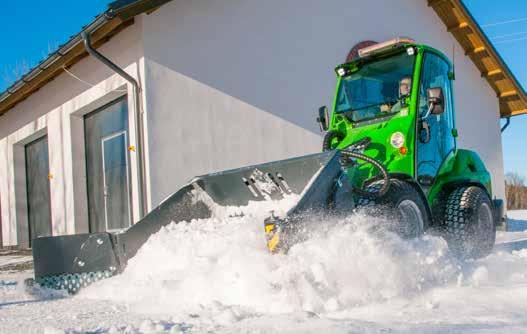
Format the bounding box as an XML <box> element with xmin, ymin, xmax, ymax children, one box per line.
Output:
<box><xmin>326</xmin><ymin>43</ymin><xmax>495</xmax><ymax>212</ymax></box>
<box><xmin>428</xmin><ymin>149</ymin><xmax>492</xmax><ymax>203</ymax></box>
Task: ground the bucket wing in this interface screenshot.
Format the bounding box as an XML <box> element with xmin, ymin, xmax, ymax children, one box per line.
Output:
<box><xmin>31</xmin><ymin>151</ymin><xmax>343</xmax><ymax>292</ymax></box>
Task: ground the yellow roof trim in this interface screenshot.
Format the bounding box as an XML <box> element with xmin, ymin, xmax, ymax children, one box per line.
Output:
<box><xmin>428</xmin><ymin>0</ymin><xmax>527</xmax><ymax>118</ymax></box>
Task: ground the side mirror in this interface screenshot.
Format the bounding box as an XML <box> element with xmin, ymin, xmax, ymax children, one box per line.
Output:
<box><xmin>316</xmin><ymin>106</ymin><xmax>330</xmax><ymax>132</ymax></box>
<box><xmin>427</xmin><ymin>87</ymin><xmax>444</xmax><ymax>115</ymax></box>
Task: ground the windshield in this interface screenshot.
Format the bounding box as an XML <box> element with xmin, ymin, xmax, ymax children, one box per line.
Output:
<box><xmin>335</xmin><ymin>52</ymin><xmax>415</xmax><ymax>123</ymax></box>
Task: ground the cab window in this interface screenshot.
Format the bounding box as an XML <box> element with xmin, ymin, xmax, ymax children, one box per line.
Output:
<box><xmin>417</xmin><ymin>52</ymin><xmax>455</xmax><ymax>183</ymax></box>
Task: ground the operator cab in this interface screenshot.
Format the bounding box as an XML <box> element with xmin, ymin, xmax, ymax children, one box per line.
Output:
<box><xmin>319</xmin><ymin>37</ymin><xmax>457</xmax><ymax>191</ymax></box>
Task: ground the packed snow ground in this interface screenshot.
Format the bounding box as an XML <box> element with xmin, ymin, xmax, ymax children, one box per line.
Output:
<box><xmin>0</xmin><ymin>254</ymin><xmax>31</xmax><ymax>269</ymax></box>
<box><xmin>2</xmin><ymin>210</ymin><xmax>527</xmax><ymax>334</ymax></box>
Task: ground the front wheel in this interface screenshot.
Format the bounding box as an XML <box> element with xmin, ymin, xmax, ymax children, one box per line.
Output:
<box><xmin>356</xmin><ymin>179</ymin><xmax>429</xmax><ymax>239</ymax></box>
<box><xmin>443</xmin><ymin>186</ymin><xmax>496</xmax><ymax>259</ymax></box>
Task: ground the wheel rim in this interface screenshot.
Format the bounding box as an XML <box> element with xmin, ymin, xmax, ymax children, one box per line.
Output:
<box><xmin>397</xmin><ymin>199</ymin><xmax>424</xmax><ymax>238</ymax></box>
<box><xmin>466</xmin><ymin>202</ymin><xmax>493</xmax><ymax>254</ymax></box>
<box><xmin>478</xmin><ymin>203</ymin><xmax>493</xmax><ymax>230</ymax></box>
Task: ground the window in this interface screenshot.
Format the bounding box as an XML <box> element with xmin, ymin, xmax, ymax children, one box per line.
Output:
<box><xmin>417</xmin><ymin>52</ymin><xmax>455</xmax><ymax>181</ymax></box>
<box><xmin>335</xmin><ymin>52</ymin><xmax>416</xmax><ymax>123</ymax></box>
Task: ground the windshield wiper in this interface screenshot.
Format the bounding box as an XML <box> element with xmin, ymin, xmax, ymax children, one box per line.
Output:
<box><xmin>352</xmin><ymin>111</ymin><xmax>398</xmax><ymax>124</ymax></box>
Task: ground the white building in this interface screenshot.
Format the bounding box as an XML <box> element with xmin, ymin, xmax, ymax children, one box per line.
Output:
<box><xmin>1</xmin><ymin>0</ymin><xmax>525</xmax><ymax>247</ymax></box>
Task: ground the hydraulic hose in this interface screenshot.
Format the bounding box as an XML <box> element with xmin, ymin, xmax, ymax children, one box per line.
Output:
<box><xmin>323</xmin><ymin>131</ymin><xmax>344</xmax><ymax>151</ymax></box>
<box><xmin>340</xmin><ymin>149</ymin><xmax>390</xmax><ymax>198</ymax></box>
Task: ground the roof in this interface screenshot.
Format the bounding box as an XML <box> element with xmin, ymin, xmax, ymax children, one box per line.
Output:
<box><xmin>0</xmin><ymin>0</ymin><xmax>525</xmax><ymax>118</ymax></box>
<box><xmin>429</xmin><ymin>0</ymin><xmax>527</xmax><ymax>118</ymax></box>
<box><xmin>0</xmin><ymin>0</ymin><xmax>171</xmax><ymax>116</ymax></box>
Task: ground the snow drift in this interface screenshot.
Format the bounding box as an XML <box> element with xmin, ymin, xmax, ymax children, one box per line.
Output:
<box><xmin>81</xmin><ymin>198</ymin><xmax>460</xmax><ymax>318</ymax></box>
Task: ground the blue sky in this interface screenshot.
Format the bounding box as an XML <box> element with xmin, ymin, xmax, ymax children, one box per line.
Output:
<box><xmin>0</xmin><ymin>1</ymin><xmax>107</xmax><ymax>89</ymax></box>
<box><xmin>0</xmin><ymin>1</ymin><xmax>526</xmax><ymax>177</ymax></box>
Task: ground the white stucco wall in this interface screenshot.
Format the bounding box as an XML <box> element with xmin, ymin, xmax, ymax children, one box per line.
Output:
<box><xmin>0</xmin><ymin>0</ymin><xmax>507</xmax><ymax>246</ymax></box>
<box><xmin>141</xmin><ymin>0</ymin><xmax>505</xmax><ymax>206</ymax></box>
<box><xmin>0</xmin><ymin>21</ymin><xmax>145</xmax><ymax>246</ymax></box>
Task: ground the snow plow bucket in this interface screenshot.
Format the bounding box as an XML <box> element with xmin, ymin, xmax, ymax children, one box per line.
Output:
<box><xmin>31</xmin><ymin>151</ymin><xmax>344</xmax><ymax>292</ymax></box>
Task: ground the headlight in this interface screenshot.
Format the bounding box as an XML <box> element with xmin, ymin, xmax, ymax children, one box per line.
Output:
<box><xmin>337</xmin><ymin>68</ymin><xmax>347</xmax><ymax>77</ymax></box>
<box><xmin>390</xmin><ymin>132</ymin><xmax>405</xmax><ymax>148</ymax></box>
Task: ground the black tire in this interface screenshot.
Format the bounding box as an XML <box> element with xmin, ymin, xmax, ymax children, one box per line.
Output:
<box><xmin>356</xmin><ymin>179</ymin><xmax>428</xmax><ymax>238</ymax></box>
<box><xmin>322</xmin><ymin>131</ymin><xmax>344</xmax><ymax>151</ymax></box>
<box><xmin>443</xmin><ymin>186</ymin><xmax>496</xmax><ymax>259</ymax></box>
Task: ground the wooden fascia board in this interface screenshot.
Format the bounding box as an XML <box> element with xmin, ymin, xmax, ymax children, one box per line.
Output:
<box><xmin>428</xmin><ymin>0</ymin><xmax>527</xmax><ymax>117</ymax></box>
<box><xmin>0</xmin><ymin>17</ymin><xmax>128</xmax><ymax>116</ymax></box>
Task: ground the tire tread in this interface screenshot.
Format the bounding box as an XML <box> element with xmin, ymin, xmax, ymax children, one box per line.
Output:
<box><xmin>443</xmin><ymin>186</ymin><xmax>495</xmax><ymax>258</ymax></box>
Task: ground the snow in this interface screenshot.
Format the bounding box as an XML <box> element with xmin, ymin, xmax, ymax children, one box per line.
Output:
<box><xmin>2</xmin><ymin>210</ymin><xmax>527</xmax><ymax>333</ymax></box>
<box><xmin>508</xmin><ymin>210</ymin><xmax>527</xmax><ymax>221</ymax></box>
<box><xmin>0</xmin><ymin>255</ymin><xmax>32</xmax><ymax>269</ymax></box>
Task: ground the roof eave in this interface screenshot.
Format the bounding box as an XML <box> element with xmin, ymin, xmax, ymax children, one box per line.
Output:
<box><xmin>428</xmin><ymin>0</ymin><xmax>527</xmax><ymax>118</ymax></box>
<box><xmin>0</xmin><ymin>0</ymin><xmax>172</xmax><ymax>116</ymax></box>
<box><xmin>1</xmin><ymin>0</ymin><xmax>524</xmax><ymax>118</ymax></box>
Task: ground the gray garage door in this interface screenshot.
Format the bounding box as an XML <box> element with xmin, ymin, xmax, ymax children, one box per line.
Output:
<box><xmin>84</xmin><ymin>97</ymin><xmax>131</xmax><ymax>232</ymax></box>
<box><xmin>25</xmin><ymin>135</ymin><xmax>52</xmax><ymax>246</ymax></box>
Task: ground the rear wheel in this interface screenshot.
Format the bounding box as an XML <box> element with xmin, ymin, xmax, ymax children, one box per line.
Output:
<box><xmin>443</xmin><ymin>186</ymin><xmax>496</xmax><ymax>259</ymax></box>
<box><xmin>357</xmin><ymin>179</ymin><xmax>428</xmax><ymax>238</ymax></box>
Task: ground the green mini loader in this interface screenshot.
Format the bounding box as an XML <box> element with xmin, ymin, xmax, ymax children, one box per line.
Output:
<box><xmin>30</xmin><ymin>38</ymin><xmax>503</xmax><ymax>293</ymax></box>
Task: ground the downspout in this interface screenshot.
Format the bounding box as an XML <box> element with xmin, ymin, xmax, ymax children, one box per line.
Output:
<box><xmin>501</xmin><ymin>117</ymin><xmax>511</xmax><ymax>133</ymax></box>
<box><xmin>81</xmin><ymin>31</ymin><xmax>148</xmax><ymax>220</ymax></box>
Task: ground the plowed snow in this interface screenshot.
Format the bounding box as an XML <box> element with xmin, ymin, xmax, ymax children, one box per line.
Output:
<box><xmin>2</xmin><ymin>209</ymin><xmax>527</xmax><ymax>333</ymax></box>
